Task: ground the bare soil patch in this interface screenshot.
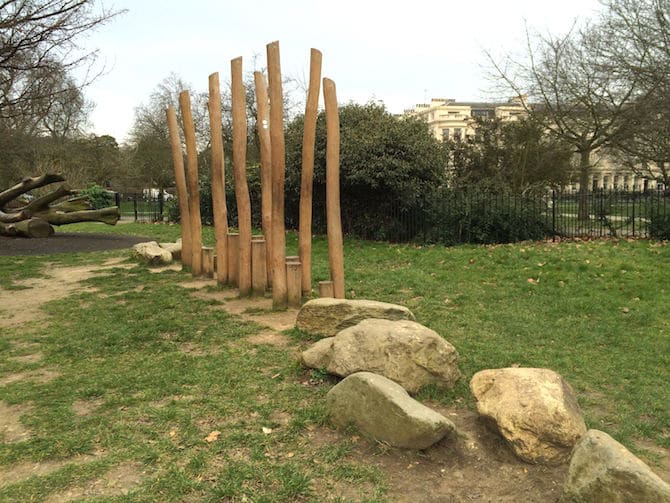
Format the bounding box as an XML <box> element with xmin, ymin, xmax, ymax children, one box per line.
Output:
<box><xmin>0</xmin><ymin>401</ymin><xmax>33</xmax><ymax>443</ymax></box>
<box><xmin>73</xmin><ymin>398</ymin><xmax>104</xmax><ymax>417</ymax></box>
<box><xmin>247</xmin><ymin>330</ymin><xmax>292</xmax><ymax>347</ymax></box>
<box><xmin>0</xmin><ymin>454</ymin><xmax>98</xmax><ymax>487</ymax></box>
<box><xmin>0</xmin><ymin>368</ymin><xmax>60</xmax><ymax>386</ymax></box>
<box><xmin>8</xmin><ymin>352</ymin><xmax>43</xmax><ymax>364</ymax></box>
<box><xmin>44</xmin><ymin>462</ymin><xmax>147</xmax><ymax>502</ymax></box>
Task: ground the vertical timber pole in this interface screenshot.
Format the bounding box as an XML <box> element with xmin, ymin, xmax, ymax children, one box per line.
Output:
<box><xmin>251</xmin><ymin>236</ymin><xmax>267</xmax><ymax>296</ymax></box>
<box><xmin>253</xmin><ymin>71</ymin><xmax>273</xmax><ymax>287</ymax></box>
<box><xmin>179</xmin><ymin>91</ymin><xmax>203</xmax><ymax>276</ymax></box>
<box><xmin>299</xmin><ymin>48</ymin><xmax>322</xmax><ymax>297</ymax></box>
<box><xmin>208</xmin><ymin>72</ymin><xmax>229</xmax><ymax>284</ymax></box>
<box><xmin>166</xmin><ymin>106</ymin><xmax>192</xmax><ymax>268</ymax></box>
<box><xmin>323</xmin><ymin>78</ymin><xmax>345</xmax><ymax>299</ymax></box>
<box><xmin>231</xmin><ymin>57</ymin><xmax>253</xmax><ymax>296</ymax></box>
<box><xmin>267</xmin><ymin>41</ymin><xmax>288</xmax><ymax>309</ymax></box>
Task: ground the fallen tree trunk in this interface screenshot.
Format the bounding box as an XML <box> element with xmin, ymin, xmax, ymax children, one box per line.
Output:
<box><xmin>0</xmin><ymin>173</ymin><xmax>120</xmax><ymax>238</ymax></box>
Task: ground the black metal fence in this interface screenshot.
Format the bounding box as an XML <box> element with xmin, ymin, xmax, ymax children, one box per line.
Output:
<box><xmin>117</xmin><ymin>189</ymin><xmax>670</xmax><ymax>243</ymax></box>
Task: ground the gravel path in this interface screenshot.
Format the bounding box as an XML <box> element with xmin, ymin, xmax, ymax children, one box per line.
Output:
<box><xmin>0</xmin><ymin>232</ymin><xmax>150</xmax><ymax>256</ymax></box>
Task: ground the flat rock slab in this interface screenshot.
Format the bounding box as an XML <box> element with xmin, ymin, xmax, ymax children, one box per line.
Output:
<box><xmin>470</xmin><ymin>367</ymin><xmax>586</xmax><ymax>465</ymax></box>
<box><xmin>132</xmin><ymin>241</ymin><xmax>173</xmax><ymax>266</ymax></box>
<box><xmin>158</xmin><ymin>240</ymin><xmax>181</xmax><ymax>261</ymax></box>
<box><xmin>561</xmin><ymin>429</ymin><xmax>670</xmax><ymax>502</ymax></box>
<box><xmin>296</xmin><ymin>298</ymin><xmax>415</xmax><ymax>337</ymax></box>
<box><xmin>327</xmin><ymin>372</ymin><xmax>455</xmax><ymax>449</ymax></box>
<box><xmin>302</xmin><ymin>318</ymin><xmax>460</xmax><ymax>393</ymax></box>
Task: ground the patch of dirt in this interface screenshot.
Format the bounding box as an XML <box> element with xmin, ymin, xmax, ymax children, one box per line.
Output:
<box><xmin>178</xmin><ymin>278</ymin><xmax>218</xmax><ymax>290</ymax></box>
<box><xmin>148</xmin><ymin>263</ymin><xmax>182</xmax><ymax>273</ymax></box>
<box><xmin>303</xmin><ymin>405</ymin><xmax>567</xmax><ymax>502</ymax></box>
<box><xmin>0</xmin><ymin>401</ymin><xmax>33</xmax><ymax>443</ymax></box>
<box><xmin>8</xmin><ymin>352</ymin><xmax>43</xmax><ymax>364</ymax></box>
<box><xmin>0</xmin><ymin>263</ymin><xmax>111</xmax><ymax>329</ymax></box>
<box><xmin>0</xmin><ymin>368</ymin><xmax>60</xmax><ymax>386</ymax></box>
<box><xmin>44</xmin><ymin>462</ymin><xmax>147</xmax><ymax>502</ymax></box>
<box><xmin>0</xmin><ymin>454</ymin><xmax>98</xmax><ymax>487</ymax></box>
<box><xmin>247</xmin><ymin>330</ymin><xmax>292</xmax><ymax>347</ymax></box>
<box><xmin>73</xmin><ymin>398</ymin><xmax>104</xmax><ymax>417</ymax></box>
<box><xmin>178</xmin><ymin>341</ymin><xmax>221</xmax><ymax>357</ymax></box>
<box><xmin>634</xmin><ymin>439</ymin><xmax>670</xmax><ymax>483</ymax></box>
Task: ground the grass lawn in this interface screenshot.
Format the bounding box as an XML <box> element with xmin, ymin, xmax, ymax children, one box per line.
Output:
<box><xmin>0</xmin><ymin>222</ymin><xmax>668</xmax><ymax>501</ymax></box>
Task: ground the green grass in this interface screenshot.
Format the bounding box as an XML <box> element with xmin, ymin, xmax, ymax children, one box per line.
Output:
<box><xmin>0</xmin><ymin>222</ymin><xmax>668</xmax><ymax>501</ymax></box>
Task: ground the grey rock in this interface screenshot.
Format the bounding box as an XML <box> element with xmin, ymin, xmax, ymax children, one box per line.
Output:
<box><xmin>327</xmin><ymin>372</ymin><xmax>455</xmax><ymax>449</ymax></box>
<box><xmin>470</xmin><ymin>367</ymin><xmax>586</xmax><ymax>464</ymax></box>
<box><xmin>296</xmin><ymin>298</ymin><xmax>415</xmax><ymax>338</ymax></box>
<box><xmin>561</xmin><ymin>429</ymin><xmax>670</xmax><ymax>502</ymax></box>
<box><xmin>301</xmin><ymin>318</ymin><xmax>459</xmax><ymax>393</ymax></box>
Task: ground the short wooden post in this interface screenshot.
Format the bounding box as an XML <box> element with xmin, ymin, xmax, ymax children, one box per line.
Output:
<box><xmin>202</xmin><ymin>247</ymin><xmax>214</xmax><ymax>277</ymax></box>
<box><xmin>285</xmin><ymin>255</ymin><xmax>300</xmax><ymax>264</ymax></box>
<box><xmin>319</xmin><ymin>280</ymin><xmax>334</xmax><ymax>298</ymax></box>
<box><xmin>299</xmin><ymin>48</ymin><xmax>322</xmax><ymax>297</ymax></box>
<box><xmin>251</xmin><ymin>236</ymin><xmax>267</xmax><ymax>296</ymax></box>
<box><xmin>267</xmin><ymin>41</ymin><xmax>288</xmax><ymax>309</ymax></box>
<box><xmin>232</xmin><ymin>57</ymin><xmax>252</xmax><ymax>297</ymax></box>
<box><xmin>208</xmin><ymin>72</ymin><xmax>229</xmax><ymax>285</ymax></box>
<box><xmin>253</xmin><ymin>71</ymin><xmax>273</xmax><ymax>288</ymax></box>
<box><xmin>166</xmin><ymin>107</ymin><xmax>192</xmax><ymax>268</ymax></box>
<box><xmin>323</xmin><ymin>78</ymin><xmax>345</xmax><ymax>298</ymax></box>
<box><xmin>286</xmin><ymin>260</ymin><xmax>302</xmax><ymax>308</ymax></box>
<box><xmin>179</xmin><ymin>90</ymin><xmax>203</xmax><ymax>277</ymax></box>
<box><xmin>227</xmin><ymin>232</ymin><xmax>239</xmax><ymax>287</ymax></box>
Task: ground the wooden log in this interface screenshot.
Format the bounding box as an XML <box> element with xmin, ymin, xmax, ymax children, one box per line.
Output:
<box><xmin>286</xmin><ymin>260</ymin><xmax>302</xmax><ymax>308</ymax></box>
<box><xmin>0</xmin><ymin>218</ymin><xmax>54</xmax><ymax>238</ymax></box>
<box><xmin>227</xmin><ymin>232</ymin><xmax>240</xmax><ymax>287</ymax></box>
<box><xmin>179</xmin><ymin>91</ymin><xmax>203</xmax><ymax>276</ymax></box>
<box><xmin>202</xmin><ymin>247</ymin><xmax>214</xmax><ymax>277</ymax></box>
<box><xmin>318</xmin><ymin>280</ymin><xmax>334</xmax><ymax>298</ymax></box>
<box><xmin>267</xmin><ymin>41</ymin><xmax>288</xmax><ymax>309</ymax></box>
<box><xmin>251</xmin><ymin>236</ymin><xmax>267</xmax><ymax>296</ymax></box>
<box><xmin>231</xmin><ymin>57</ymin><xmax>252</xmax><ymax>296</ymax></box>
<box><xmin>166</xmin><ymin>106</ymin><xmax>192</xmax><ymax>268</ymax></box>
<box><xmin>299</xmin><ymin>48</ymin><xmax>323</xmax><ymax>297</ymax></box>
<box><xmin>0</xmin><ymin>173</ymin><xmax>65</xmax><ymax>207</ymax></box>
<box><xmin>253</xmin><ymin>71</ymin><xmax>273</xmax><ymax>287</ymax></box>
<box><xmin>208</xmin><ymin>72</ymin><xmax>229</xmax><ymax>285</ymax></box>
<box><xmin>34</xmin><ymin>206</ymin><xmax>120</xmax><ymax>226</ymax></box>
<box><xmin>21</xmin><ymin>184</ymin><xmax>73</xmax><ymax>213</ymax></box>
<box><xmin>324</xmin><ymin>78</ymin><xmax>345</xmax><ymax>299</ymax></box>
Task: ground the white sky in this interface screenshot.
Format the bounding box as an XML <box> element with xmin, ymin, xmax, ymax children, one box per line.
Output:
<box><xmin>82</xmin><ymin>0</ymin><xmax>603</xmax><ymax>143</ymax></box>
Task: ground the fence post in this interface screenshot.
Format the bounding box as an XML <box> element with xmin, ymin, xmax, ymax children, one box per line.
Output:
<box><xmin>133</xmin><ymin>196</ymin><xmax>138</xmax><ymax>222</ymax></box>
<box><xmin>552</xmin><ymin>190</ymin><xmax>557</xmax><ymax>241</ymax></box>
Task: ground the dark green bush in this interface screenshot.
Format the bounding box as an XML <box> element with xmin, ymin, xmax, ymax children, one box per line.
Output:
<box><xmin>649</xmin><ymin>208</ymin><xmax>670</xmax><ymax>240</ymax></box>
<box><xmin>80</xmin><ymin>184</ymin><xmax>114</xmax><ymax>209</ymax></box>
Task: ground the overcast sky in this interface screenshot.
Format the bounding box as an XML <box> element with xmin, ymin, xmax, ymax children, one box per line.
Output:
<box><xmin>82</xmin><ymin>0</ymin><xmax>603</xmax><ymax>143</ymax></box>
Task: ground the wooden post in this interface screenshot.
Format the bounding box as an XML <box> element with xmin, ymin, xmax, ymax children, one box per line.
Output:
<box><xmin>319</xmin><ymin>280</ymin><xmax>334</xmax><ymax>298</ymax></box>
<box><xmin>323</xmin><ymin>78</ymin><xmax>345</xmax><ymax>299</ymax></box>
<box><xmin>286</xmin><ymin>255</ymin><xmax>300</xmax><ymax>264</ymax></box>
<box><xmin>299</xmin><ymin>48</ymin><xmax>322</xmax><ymax>297</ymax></box>
<box><xmin>231</xmin><ymin>57</ymin><xmax>252</xmax><ymax>297</ymax></box>
<box><xmin>166</xmin><ymin>107</ymin><xmax>192</xmax><ymax>268</ymax></box>
<box><xmin>179</xmin><ymin>91</ymin><xmax>203</xmax><ymax>277</ymax></box>
<box><xmin>227</xmin><ymin>232</ymin><xmax>239</xmax><ymax>287</ymax></box>
<box><xmin>253</xmin><ymin>71</ymin><xmax>273</xmax><ymax>287</ymax></box>
<box><xmin>208</xmin><ymin>72</ymin><xmax>229</xmax><ymax>284</ymax></box>
<box><xmin>267</xmin><ymin>41</ymin><xmax>288</xmax><ymax>309</ymax></box>
<box><xmin>251</xmin><ymin>236</ymin><xmax>267</xmax><ymax>296</ymax></box>
<box><xmin>286</xmin><ymin>260</ymin><xmax>302</xmax><ymax>308</ymax></box>
<box><xmin>202</xmin><ymin>247</ymin><xmax>214</xmax><ymax>277</ymax></box>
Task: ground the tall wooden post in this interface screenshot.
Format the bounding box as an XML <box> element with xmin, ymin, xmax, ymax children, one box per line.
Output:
<box><xmin>323</xmin><ymin>78</ymin><xmax>345</xmax><ymax>299</ymax></box>
<box><xmin>267</xmin><ymin>41</ymin><xmax>288</xmax><ymax>309</ymax></box>
<box><xmin>166</xmin><ymin>106</ymin><xmax>192</xmax><ymax>268</ymax></box>
<box><xmin>202</xmin><ymin>247</ymin><xmax>214</xmax><ymax>277</ymax></box>
<box><xmin>208</xmin><ymin>72</ymin><xmax>229</xmax><ymax>284</ymax></box>
<box><xmin>299</xmin><ymin>48</ymin><xmax>322</xmax><ymax>297</ymax></box>
<box><xmin>231</xmin><ymin>57</ymin><xmax>252</xmax><ymax>296</ymax></box>
<box><xmin>179</xmin><ymin>91</ymin><xmax>203</xmax><ymax>277</ymax></box>
<box><xmin>253</xmin><ymin>71</ymin><xmax>273</xmax><ymax>287</ymax></box>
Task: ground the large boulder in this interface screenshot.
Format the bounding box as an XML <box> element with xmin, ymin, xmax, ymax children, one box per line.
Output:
<box><xmin>327</xmin><ymin>372</ymin><xmax>455</xmax><ymax>449</ymax></box>
<box><xmin>301</xmin><ymin>319</ymin><xmax>460</xmax><ymax>393</ymax></box>
<box><xmin>296</xmin><ymin>298</ymin><xmax>415</xmax><ymax>338</ymax></box>
<box><xmin>470</xmin><ymin>367</ymin><xmax>586</xmax><ymax>465</ymax></box>
<box><xmin>132</xmin><ymin>241</ymin><xmax>173</xmax><ymax>266</ymax></box>
<box><xmin>159</xmin><ymin>239</ymin><xmax>181</xmax><ymax>261</ymax></box>
<box><xmin>561</xmin><ymin>430</ymin><xmax>670</xmax><ymax>503</ymax></box>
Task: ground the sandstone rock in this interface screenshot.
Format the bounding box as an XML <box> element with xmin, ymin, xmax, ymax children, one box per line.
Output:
<box><xmin>561</xmin><ymin>429</ymin><xmax>670</xmax><ymax>503</ymax></box>
<box><xmin>296</xmin><ymin>298</ymin><xmax>415</xmax><ymax>337</ymax></box>
<box><xmin>470</xmin><ymin>367</ymin><xmax>586</xmax><ymax>464</ymax></box>
<box><xmin>301</xmin><ymin>319</ymin><xmax>460</xmax><ymax>393</ymax></box>
<box><xmin>159</xmin><ymin>240</ymin><xmax>181</xmax><ymax>260</ymax></box>
<box><xmin>132</xmin><ymin>241</ymin><xmax>173</xmax><ymax>265</ymax></box>
<box><xmin>327</xmin><ymin>372</ymin><xmax>455</xmax><ymax>449</ymax></box>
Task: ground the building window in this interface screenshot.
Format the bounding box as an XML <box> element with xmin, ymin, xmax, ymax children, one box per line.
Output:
<box><xmin>442</xmin><ymin>128</ymin><xmax>450</xmax><ymax>140</ymax></box>
<box><xmin>453</xmin><ymin>128</ymin><xmax>462</xmax><ymax>140</ymax></box>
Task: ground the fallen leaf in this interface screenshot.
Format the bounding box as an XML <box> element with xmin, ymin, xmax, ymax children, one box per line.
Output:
<box><xmin>622</xmin><ymin>307</ymin><xmax>630</xmax><ymax>314</ymax></box>
<box><xmin>169</xmin><ymin>430</ymin><xmax>177</xmax><ymax>438</ymax></box>
<box><xmin>262</xmin><ymin>427</ymin><xmax>273</xmax><ymax>435</ymax></box>
<box><xmin>205</xmin><ymin>430</ymin><xmax>221</xmax><ymax>443</ymax></box>
<box><xmin>527</xmin><ymin>278</ymin><xmax>538</xmax><ymax>284</ymax></box>
<box><xmin>286</xmin><ymin>452</ymin><xmax>295</xmax><ymax>458</ymax></box>
<box><xmin>271</xmin><ymin>373</ymin><xmax>281</xmax><ymax>379</ymax></box>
